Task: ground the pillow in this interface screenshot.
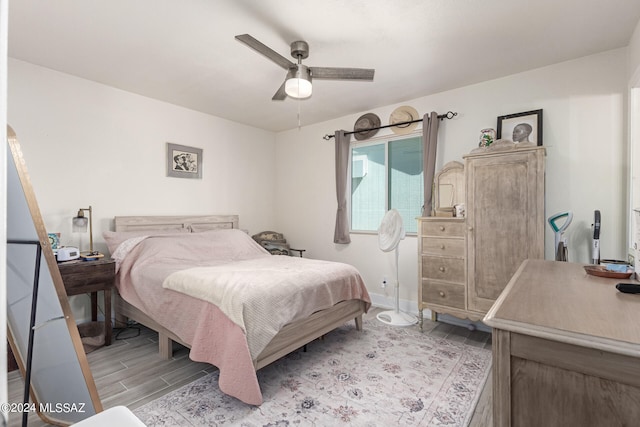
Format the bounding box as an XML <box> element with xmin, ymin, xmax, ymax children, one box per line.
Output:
<box><xmin>187</xmin><ymin>228</ymin><xmax>270</xmax><ymax>259</ymax></box>
<box><xmin>102</xmin><ymin>228</ymin><xmax>188</xmax><ymax>255</ymax></box>
<box><xmin>189</xmin><ymin>225</ymin><xmax>250</xmax><ymax>234</ymax></box>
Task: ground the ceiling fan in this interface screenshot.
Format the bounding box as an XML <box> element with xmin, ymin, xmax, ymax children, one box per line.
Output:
<box><xmin>235</xmin><ymin>34</ymin><xmax>375</xmax><ymax>100</ymax></box>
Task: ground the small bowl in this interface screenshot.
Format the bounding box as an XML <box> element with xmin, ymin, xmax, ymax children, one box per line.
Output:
<box><xmin>584</xmin><ymin>265</ymin><xmax>633</xmax><ymax>279</ymax></box>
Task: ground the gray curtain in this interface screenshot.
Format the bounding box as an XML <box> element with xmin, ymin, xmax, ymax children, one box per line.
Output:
<box><xmin>334</xmin><ymin>130</ymin><xmax>351</xmax><ymax>243</ymax></box>
<box><xmin>422</xmin><ymin>112</ymin><xmax>439</xmax><ymax>216</ymax></box>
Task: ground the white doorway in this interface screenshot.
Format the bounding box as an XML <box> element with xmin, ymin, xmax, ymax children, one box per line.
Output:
<box><xmin>629</xmin><ymin>75</ymin><xmax>640</xmax><ymax>270</ymax></box>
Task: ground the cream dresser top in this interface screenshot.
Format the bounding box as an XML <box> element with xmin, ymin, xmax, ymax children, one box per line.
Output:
<box><xmin>484</xmin><ymin>259</ymin><xmax>640</xmax><ymax>357</ymax></box>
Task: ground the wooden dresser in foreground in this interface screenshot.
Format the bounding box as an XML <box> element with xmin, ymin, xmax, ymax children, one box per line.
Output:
<box><xmin>484</xmin><ymin>259</ymin><xmax>640</xmax><ymax>426</ymax></box>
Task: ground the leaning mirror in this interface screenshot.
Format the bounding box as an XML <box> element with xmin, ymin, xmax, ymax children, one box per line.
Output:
<box><xmin>6</xmin><ymin>125</ymin><xmax>102</xmax><ymax>425</ymax></box>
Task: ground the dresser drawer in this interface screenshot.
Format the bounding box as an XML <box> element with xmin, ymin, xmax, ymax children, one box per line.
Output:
<box><xmin>422</xmin><ymin>256</ymin><xmax>465</xmax><ymax>283</ymax></box>
<box><xmin>422</xmin><ymin>279</ymin><xmax>465</xmax><ymax>309</ymax></box>
<box><xmin>421</xmin><ymin>220</ymin><xmax>465</xmax><ymax>238</ymax></box>
<box><xmin>422</xmin><ymin>237</ymin><xmax>465</xmax><ymax>257</ymax></box>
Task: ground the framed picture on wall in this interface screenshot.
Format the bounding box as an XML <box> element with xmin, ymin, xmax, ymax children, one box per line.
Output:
<box><xmin>496</xmin><ymin>109</ymin><xmax>543</xmax><ymax>146</ymax></box>
<box><xmin>167</xmin><ymin>142</ymin><xmax>203</xmax><ymax>179</ymax></box>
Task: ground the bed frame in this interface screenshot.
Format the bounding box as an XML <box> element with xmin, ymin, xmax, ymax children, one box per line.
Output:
<box><xmin>112</xmin><ymin>214</ymin><xmax>366</xmax><ymax>370</ymax></box>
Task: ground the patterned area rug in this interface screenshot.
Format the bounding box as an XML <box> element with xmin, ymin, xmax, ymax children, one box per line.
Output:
<box><xmin>135</xmin><ymin>319</ymin><xmax>491</xmax><ymax>426</ymax></box>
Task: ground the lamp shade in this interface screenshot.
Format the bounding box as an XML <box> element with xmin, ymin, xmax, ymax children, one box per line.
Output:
<box><xmin>72</xmin><ymin>206</ymin><xmax>96</xmax><ymax>255</ymax></box>
<box><xmin>72</xmin><ymin>215</ymin><xmax>88</xmax><ymax>232</ymax></box>
<box><xmin>285</xmin><ymin>65</ymin><xmax>312</xmax><ymax>99</ymax></box>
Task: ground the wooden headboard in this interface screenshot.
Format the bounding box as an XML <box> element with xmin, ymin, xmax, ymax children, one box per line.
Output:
<box><xmin>114</xmin><ymin>214</ymin><xmax>239</xmax><ymax>232</ymax></box>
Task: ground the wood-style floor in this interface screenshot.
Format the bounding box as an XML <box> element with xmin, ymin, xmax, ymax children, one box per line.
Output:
<box><xmin>7</xmin><ymin>307</ymin><xmax>492</xmax><ymax>426</ymax></box>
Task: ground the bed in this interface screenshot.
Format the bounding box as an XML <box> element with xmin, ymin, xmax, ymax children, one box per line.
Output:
<box><xmin>107</xmin><ymin>214</ymin><xmax>371</xmax><ymax>405</ymax></box>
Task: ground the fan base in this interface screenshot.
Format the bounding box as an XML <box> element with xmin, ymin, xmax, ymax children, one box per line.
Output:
<box><xmin>376</xmin><ymin>310</ymin><xmax>418</xmax><ymax>327</ymax></box>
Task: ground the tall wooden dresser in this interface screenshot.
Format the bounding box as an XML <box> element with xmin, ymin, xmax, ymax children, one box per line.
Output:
<box><xmin>418</xmin><ymin>218</ymin><xmax>467</xmax><ymax>323</ymax></box>
<box><xmin>418</xmin><ymin>141</ymin><xmax>545</xmax><ymax>326</ymax></box>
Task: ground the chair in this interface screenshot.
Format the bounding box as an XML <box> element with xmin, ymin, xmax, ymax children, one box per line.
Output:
<box><xmin>251</xmin><ymin>231</ymin><xmax>305</xmax><ymax>257</ymax></box>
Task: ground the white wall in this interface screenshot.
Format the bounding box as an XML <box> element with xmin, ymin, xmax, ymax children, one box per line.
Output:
<box><xmin>275</xmin><ymin>48</ymin><xmax>629</xmax><ymax>313</ymax></box>
<box><xmin>8</xmin><ymin>58</ymin><xmax>277</xmax><ymax>321</ymax></box>
<box><xmin>629</xmin><ymin>18</ymin><xmax>640</xmax><ymax>82</ymax></box>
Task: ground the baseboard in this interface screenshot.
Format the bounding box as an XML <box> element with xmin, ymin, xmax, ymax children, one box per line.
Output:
<box><xmin>435</xmin><ymin>313</ymin><xmax>491</xmax><ymax>333</ymax></box>
<box><xmin>368</xmin><ymin>293</ymin><xmax>491</xmax><ymax>333</ymax></box>
<box><xmin>368</xmin><ymin>293</ymin><xmax>420</xmax><ymax>317</ymax></box>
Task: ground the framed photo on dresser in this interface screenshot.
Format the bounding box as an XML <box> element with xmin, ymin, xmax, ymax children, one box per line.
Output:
<box><xmin>496</xmin><ymin>109</ymin><xmax>543</xmax><ymax>146</ymax></box>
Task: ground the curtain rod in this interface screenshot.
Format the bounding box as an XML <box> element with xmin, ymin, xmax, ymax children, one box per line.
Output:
<box><xmin>322</xmin><ymin>111</ymin><xmax>457</xmax><ymax>140</ymax></box>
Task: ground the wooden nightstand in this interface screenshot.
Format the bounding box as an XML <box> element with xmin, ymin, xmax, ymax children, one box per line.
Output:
<box><xmin>58</xmin><ymin>258</ymin><xmax>115</xmax><ymax>346</ymax></box>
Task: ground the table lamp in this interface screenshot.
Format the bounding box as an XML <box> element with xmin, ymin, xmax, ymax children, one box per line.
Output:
<box><xmin>72</xmin><ymin>206</ymin><xmax>103</xmax><ymax>259</ymax></box>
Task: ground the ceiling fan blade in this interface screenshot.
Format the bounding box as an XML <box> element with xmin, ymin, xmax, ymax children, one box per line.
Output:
<box><xmin>272</xmin><ymin>81</ymin><xmax>287</xmax><ymax>101</ymax></box>
<box><xmin>310</xmin><ymin>67</ymin><xmax>375</xmax><ymax>81</ymax></box>
<box><xmin>235</xmin><ymin>34</ymin><xmax>295</xmax><ymax>70</ymax></box>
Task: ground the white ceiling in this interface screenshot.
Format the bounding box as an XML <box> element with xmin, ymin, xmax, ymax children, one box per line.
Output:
<box><xmin>8</xmin><ymin>1</ymin><xmax>640</xmax><ymax>133</ymax></box>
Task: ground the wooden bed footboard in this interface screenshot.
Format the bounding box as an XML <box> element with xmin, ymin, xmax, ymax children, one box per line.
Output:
<box><xmin>254</xmin><ymin>298</ymin><xmax>365</xmax><ymax>370</ymax></box>
<box><xmin>115</xmin><ymin>293</ymin><xmax>366</xmax><ymax>370</ymax></box>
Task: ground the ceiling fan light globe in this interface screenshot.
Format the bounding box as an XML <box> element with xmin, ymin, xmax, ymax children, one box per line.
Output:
<box><xmin>285</xmin><ymin>77</ymin><xmax>312</xmax><ymax>99</ymax></box>
<box><xmin>285</xmin><ymin>65</ymin><xmax>312</xmax><ymax>99</ymax></box>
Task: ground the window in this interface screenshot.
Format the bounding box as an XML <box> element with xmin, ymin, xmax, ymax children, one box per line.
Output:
<box><xmin>350</xmin><ymin>136</ymin><xmax>423</xmax><ymax>234</ymax></box>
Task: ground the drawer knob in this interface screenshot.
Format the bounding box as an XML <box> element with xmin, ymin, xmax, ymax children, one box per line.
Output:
<box><xmin>439</xmin><ymin>266</ymin><xmax>445</xmax><ymax>272</ymax></box>
<box><xmin>439</xmin><ymin>226</ymin><xmax>445</xmax><ymax>231</ymax></box>
<box><xmin>468</xmin><ymin>226</ymin><xmax>474</xmax><ymax>231</ymax></box>
<box><xmin>439</xmin><ymin>291</ymin><xmax>445</xmax><ymax>297</ymax></box>
<box><xmin>440</xmin><ymin>244</ymin><xmax>446</xmax><ymax>250</ymax></box>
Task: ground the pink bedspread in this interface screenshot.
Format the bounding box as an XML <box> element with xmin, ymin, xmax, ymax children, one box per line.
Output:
<box><xmin>109</xmin><ymin>229</ymin><xmax>370</xmax><ymax>405</ymax></box>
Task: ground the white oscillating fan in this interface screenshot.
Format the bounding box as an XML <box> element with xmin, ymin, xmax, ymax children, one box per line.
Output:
<box><xmin>376</xmin><ymin>209</ymin><xmax>418</xmax><ymax>326</ymax></box>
